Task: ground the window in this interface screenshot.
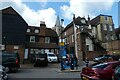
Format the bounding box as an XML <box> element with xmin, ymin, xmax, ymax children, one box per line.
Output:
<box><xmin>27</xmin><ymin>29</ymin><xmax>30</xmax><ymax>32</ymax></box>
<box><xmin>92</xmin><ymin>63</ymin><xmax>109</xmax><ymax>69</ymax></box>
<box><xmin>109</xmin><ymin>26</ymin><xmax>113</xmax><ymax>31</ymax></box>
<box><xmin>111</xmin><ymin>35</ymin><xmax>114</xmax><ymax>40</ymax></box>
<box><xmin>35</xmin><ymin>29</ymin><xmax>39</xmax><ymax>33</ymax></box>
<box><xmin>104</xmin><ymin>16</ymin><xmax>109</xmax><ymax>21</ymax></box>
<box><xmin>72</xmin><ymin>35</ymin><xmax>74</xmax><ymax>42</ymax></box>
<box><xmin>119</xmin><ymin>34</ymin><xmax>120</xmax><ymax>39</ymax></box>
<box><xmin>86</xmin><ymin>45</ymin><xmax>89</xmax><ymax>51</ymax></box>
<box><xmin>30</xmin><ymin>36</ymin><xmax>35</xmax><ymax>42</ymax></box>
<box><xmin>104</xmin><ymin>25</ymin><xmax>107</xmax><ymax>30</ymax></box>
<box><xmin>45</xmin><ymin>37</ymin><xmax>50</xmax><ymax>43</ymax></box>
<box><xmin>65</xmin><ymin>32</ymin><xmax>66</xmax><ymax>36</ymax></box>
<box><xmin>105</xmin><ymin>34</ymin><xmax>108</xmax><ymax>41</ymax></box>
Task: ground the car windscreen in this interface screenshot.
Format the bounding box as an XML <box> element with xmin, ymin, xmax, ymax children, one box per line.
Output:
<box><xmin>92</xmin><ymin>63</ymin><xmax>109</xmax><ymax>69</ymax></box>
<box><xmin>35</xmin><ymin>54</ymin><xmax>47</xmax><ymax>58</ymax></box>
<box><xmin>48</xmin><ymin>54</ymin><xmax>55</xmax><ymax>57</ymax></box>
<box><xmin>2</xmin><ymin>53</ymin><xmax>17</xmax><ymax>58</ymax></box>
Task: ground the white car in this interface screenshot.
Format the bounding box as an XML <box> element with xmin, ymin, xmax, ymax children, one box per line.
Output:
<box><xmin>47</xmin><ymin>53</ymin><xmax>58</xmax><ymax>62</ymax></box>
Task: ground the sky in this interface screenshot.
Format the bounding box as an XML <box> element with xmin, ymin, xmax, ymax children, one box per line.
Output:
<box><xmin>0</xmin><ymin>0</ymin><xmax>119</xmax><ymax>28</ymax></box>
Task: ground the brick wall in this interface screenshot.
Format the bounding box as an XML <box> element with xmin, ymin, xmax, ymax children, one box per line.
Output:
<box><xmin>6</xmin><ymin>45</ymin><xmax>25</xmax><ymax>63</ymax></box>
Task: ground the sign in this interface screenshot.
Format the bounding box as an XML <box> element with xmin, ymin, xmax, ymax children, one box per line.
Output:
<box><xmin>0</xmin><ymin>44</ymin><xmax>5</xmax><ymax>50</ymax></box>
<box><xmin>59</xmin><ymin>42</ymin><xmax>64</xmax><ymax>46</ymax></box>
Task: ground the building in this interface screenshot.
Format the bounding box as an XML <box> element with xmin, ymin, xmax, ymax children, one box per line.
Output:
<box><xmin>106</xmin><ymin>26</ymin><xmax>120</xmax><ymax>55</ymax></box>
<box><xmin>1</xmin><ymin>7</ymin><xmax>28</xmax><ymax>63</ymax></box>
<box><xmin>61</xmin><ymin>16</ymin><xmax>96</xmax><ymax>61</ymax></box>
<box><xmin>25</xmin><ymin>21</ymin><xmax>59</xmax><ymax>63</ymax></box>
<box><xmin>90</xmin><ymin>14</ymin><xmax>117</xmax><ymax>51</ymax></box>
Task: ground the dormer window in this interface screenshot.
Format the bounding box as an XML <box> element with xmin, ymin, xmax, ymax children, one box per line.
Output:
<box><xmin>27</xmin><ymin>29</ymin><xmax>30</xmax><ymax>32</ymax></box>
<box><xmin>35</xmin><ymin>29</ymin><xmax>39</xmax><ymax>33</ymax></box>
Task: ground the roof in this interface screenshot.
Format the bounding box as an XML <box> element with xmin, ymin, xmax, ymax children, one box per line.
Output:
<box><xmin>2</xmin><ymin>6</ymin><xmax>20</xmax><ymax>16</ymax></box>
<box><xmin>90</xmin><ymin>14</ymin><xmax>112</xmax><ymax>26</ymax></box>
<box><xmin>62</xmin><ymin>16</ymin><xmax>88</xmax><ymax>33</ymax></box>
<box><xmin>27</xmin><ymin>26</ymin><xmax>58</xmax><ymax>37</ymax></box>
<box><xmin>1</xmin><ymin>6</ymin><xmax>28</xmax><ymax>25</ymax></box>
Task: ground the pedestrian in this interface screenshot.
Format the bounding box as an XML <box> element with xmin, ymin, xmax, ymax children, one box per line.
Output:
<box><xmin>85</xmin><ymin>59</ymin><xmax>89</xmax><ymax>67</ymax></box>
<box><xmin>70</xmin><ymin>55</ymin><xmax>74</xmax><ymax>70</ymax></box>
<box><xmin>73</xmin><ymin>56</ymin><xmax>78</xmax><ymax>70</ymax></box>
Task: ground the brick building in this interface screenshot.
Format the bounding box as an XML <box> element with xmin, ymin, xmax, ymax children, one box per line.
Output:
<box><xmin>25</xmin><ymin>21</ymin><xmax>59</xmax><ymax>63</ymax></box>
<box><xmin>90</xmin><ymin>14</ymin><xmax>117</xmax><ymax>51</ymax></box>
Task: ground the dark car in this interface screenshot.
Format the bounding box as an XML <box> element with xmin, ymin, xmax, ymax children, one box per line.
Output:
<box><xmin>81</xmin><ymin>61</ymin><xmax>120</xmax><ymax>80</ymax></box>
<box><xmin>93</xmin><ymin>54</ymin><xmax>113</xmax><ymax>62</ymax></box>
<box><xmin>2</xmin><ymin>52</ymin><xmax>20</xmax><ymax>72</ymax></box>
<box><xmin>113</xmin><ymin>65</ymin><xmax>120</xmax><ymax>80</ymax></box>
<box><xmin>33</xmin><ymin>53</ymin><xmax>48</xmax><ymax>67</ymax></box>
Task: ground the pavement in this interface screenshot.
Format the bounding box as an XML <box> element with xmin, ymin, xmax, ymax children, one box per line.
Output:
<box><xmin>20</xmin><ymin>61</ymin><xmax>95</xmax><ymax>73</ymax></box>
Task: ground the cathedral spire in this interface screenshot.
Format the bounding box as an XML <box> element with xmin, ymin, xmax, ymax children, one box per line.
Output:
<box><xmin>55</xmin><ymin>15</ymin><xmax>61</xmax><ymax>27</ymax></box>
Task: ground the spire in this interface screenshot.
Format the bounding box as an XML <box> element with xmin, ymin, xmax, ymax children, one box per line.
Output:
<box><xmin>55</xmin><ymin>15</ymin><xmax>61</xmax><ymax>27</ymax></box>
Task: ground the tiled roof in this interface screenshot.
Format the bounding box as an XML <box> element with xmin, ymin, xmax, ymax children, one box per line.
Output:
<box><xmin>27</xmin><ymin>26</ymin><xmax>58</xmax><ymax>37</ymax></box>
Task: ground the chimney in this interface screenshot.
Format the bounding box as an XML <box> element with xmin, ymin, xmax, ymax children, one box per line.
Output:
<box><xmin>40</xmin><ymin>21</ymin><xmax>46</xmax><ymax>28</ymax></box>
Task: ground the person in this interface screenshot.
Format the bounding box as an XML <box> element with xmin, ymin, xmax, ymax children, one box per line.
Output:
<box><xmin>70</xmin><ymin>55</ymin><xmax>74</xmax><ymax>70</ymax></box>
<box><xmin>85</xmin><ymin>59</ymin><xmax>89</xmax><ymax>67</ymax></box>
<box><xmin>73</xmin><ymin>56</ymin><xmax>78</xmax><ymax>70</ymax></box>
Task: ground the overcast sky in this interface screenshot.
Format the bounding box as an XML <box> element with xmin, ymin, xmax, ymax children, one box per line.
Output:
<box><xmin>1</xmin><ymin>0</ymin><xmax>119</xmax><ymax>28</ymax></box>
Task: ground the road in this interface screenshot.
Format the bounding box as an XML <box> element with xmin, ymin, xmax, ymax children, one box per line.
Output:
<box><xmin>8</xmin><ymin>63</ymin><xmax>82</xmax><ymax>80</ymax></box>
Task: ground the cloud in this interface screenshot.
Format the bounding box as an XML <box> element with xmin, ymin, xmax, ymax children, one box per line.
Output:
<box><xmin>61</xmin><ymin>0</ymin><xmax>115</xmax><ymax>20</ymax></box>
<box><xmin>1</xmin><ymin>0</ymin><xmax>57</xmax><ymax>28</ymax></box>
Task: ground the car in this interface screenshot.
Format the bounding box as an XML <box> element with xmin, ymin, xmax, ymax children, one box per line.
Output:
<box><xmin>113</xmin><ymin>65</ymin><xmax>120</xmax><ymax>80</ymax></box>
<box><xmin>2</xmin><ymin>52</ymin><xmax>20</xmax><ymax>72</ymax></box>
<box><xmin>81</xmin><ymin>61</ymin><xmax>120</xmax><ymax>80</ymax></box>
<box><xmin>0</xmin><ymin>65</ymin><xmax>8</xmax><ymax>80</ymax></box>
<box><xmin>33</xmin><ymin>53</ymin><xmax>48</xmax><ymax>67</ymax></box>
<box><xmin>93</xmin><ymin>54</ymin><xmax>113</xmax><ymax>62</ymax></box>
<box><xmin>47</xmin><ymin>53</ymin><xmax>58</xmax><ymax>63</ymax></box>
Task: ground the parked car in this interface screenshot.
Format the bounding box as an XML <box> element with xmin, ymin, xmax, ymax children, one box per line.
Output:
<box><xmin>113</xmin><ymin>65</ymin><xmax>120</xmax><ymax>80</ymax></box>
<box><xmin>2</xmin><ymin>52</ymin><xmax>20</xmax><ymax>72</ymax></box>
<box><xmin>0</xmin><ymin>65</ymin><xmax>8</xmax><ymax>80</ymax></box>
<box><xmin>33</xmin><ymin>53</ymin><xmax>48</xmax><ymax>67</ymax></box>
<box><xmin>93</xmin><ymin>54</ymin><xmax>113</xmax><ymax>62</ymax></box>
<box><xmin>81</xmin><ymin>61</ymin><xmax>120</xmax><ymax>80</ymax></box>
<box><xmin>47</xmin><ymin>53</ymin><xmax>58</xmax><ymax>62</ymax></box>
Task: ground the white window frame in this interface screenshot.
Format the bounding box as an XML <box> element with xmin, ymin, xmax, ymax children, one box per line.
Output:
<box><xmin>45</xmin><ymin>37</ymin><xmax>50</xmax><ymax>43</ymax></box>
<box><xmin>65</xmin><ymin>32</ymin><xmax>66</xmax><ymax>36</ymax></box>
<box><xmin>104</xmin><ymin>25</ymin><xmax>107</xmax><ymax>30</ymax></box>
<box><xmin>72</xmin><ymin>35</ymin><xmax>74</xmax><ymax>42</ymax></box>
<box><xmin>35</xmin><ymin>29</ymin><xmax>39</xmax><ymax>33</ymax></box>
<box><xmin>27</xmin><ymin>29</ymin><xmax>30</xmax><ymax>32</ymax></box>
<box><xmin>109</xmin><ymin>26</ymin><xmax>113</xmax><ymax>31</ymax></box>
<box><xmin>30</xmin><ymin>36</ymin><xmax>35</xmax><ymax>42</ymax></box>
